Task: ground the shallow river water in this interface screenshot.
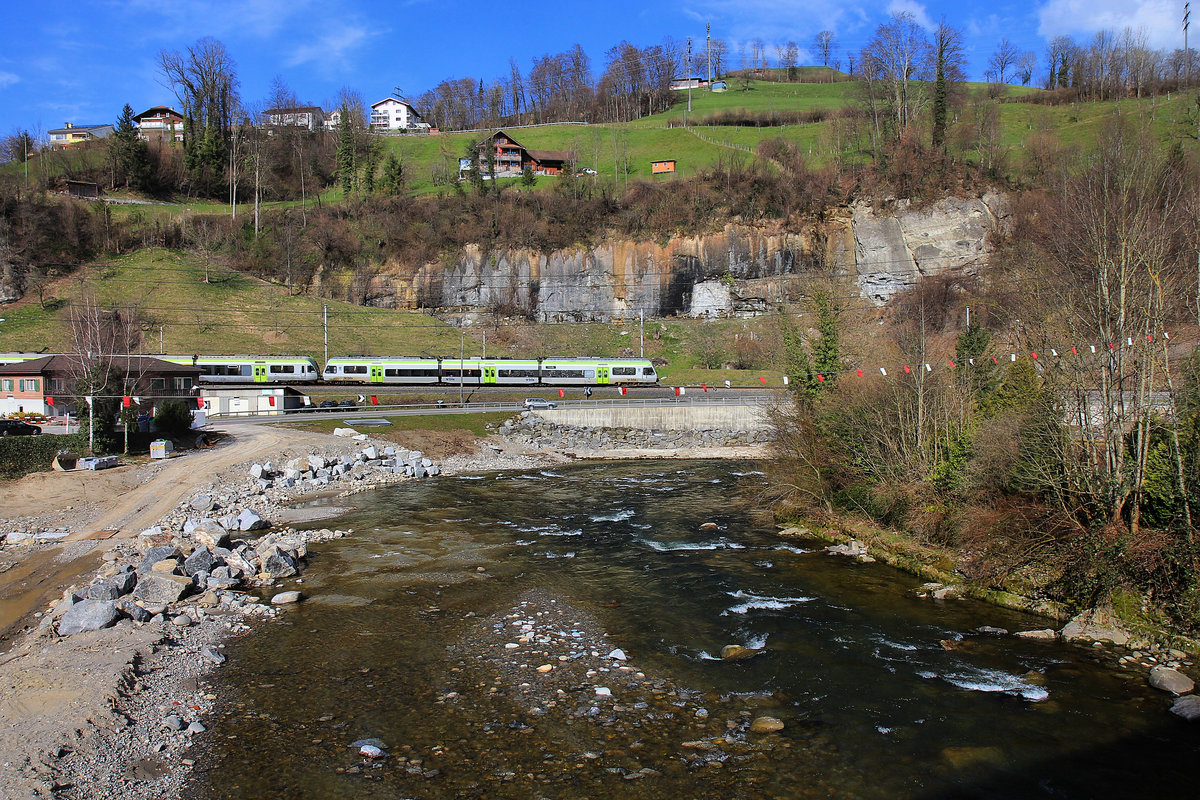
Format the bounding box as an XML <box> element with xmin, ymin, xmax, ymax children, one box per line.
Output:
<box><xmin>185</xmin><ymin>460</ymin><xmax>1200</xmax><ymax>799</ymax></box>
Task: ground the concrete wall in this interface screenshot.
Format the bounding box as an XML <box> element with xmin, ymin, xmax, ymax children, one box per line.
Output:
<box><xmin>535</xmin><ymin>403</ymin><xmax>770</xmax><ymax>431</ymax></box>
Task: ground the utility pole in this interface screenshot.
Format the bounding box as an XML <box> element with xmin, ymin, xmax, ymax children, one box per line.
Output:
<box><xmin>160</xmin><ymin>325</ymin><xmax>164</xmax><ymax>354</ymax></box>
<box><xmin>1187</xmin><ymin>3</ymin><xmax>1192</xmax><ymax>87</ymax></box>
<box><xmin>323</xmin><ymin>305</ymin><xmax>328</xmax><ymax>366</ymax></box>
<box><xmin>639</xmin><ymin>311</ymin><xmax>644</xmax><ymax>358</ymax></box>
<box><xmin>459</xmin><ymin>330</ymin><xmax>465</xmax><ymax>406</ymax></box>
<box><xmin>965</xmin><ymin>306</ymin><xmax>970</xmax><ymax>329</ymax></box>
<box><xmin>687</xmin><ymin>38</ymin><xmax>693</xmax><ymax>117</ymax></box>
<box><xmin>707</xmin><ymin>23</ymin><xmax>712</xmax><ymax>86</ymax></box>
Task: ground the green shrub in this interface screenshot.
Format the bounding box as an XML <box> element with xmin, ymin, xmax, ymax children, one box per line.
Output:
<box><xmin>153</xmin><ymin>400</ymin><xmax>193</xmax><ymax>436</ymax></box>
<box><xmin>0</xmin><ymin>433</ymin><xmax>90</xmax><ymax>479</ymax></box>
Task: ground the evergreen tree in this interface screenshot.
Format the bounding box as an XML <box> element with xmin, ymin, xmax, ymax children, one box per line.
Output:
<box><xmin>111</xmin><ymin>104</ymin><xmax>152</xmax><ymax>190</ymax></box>
<box><xmin>380</xmin><ymin>152</ymin><xmax>405</xmax><ymax>195</ymax></box>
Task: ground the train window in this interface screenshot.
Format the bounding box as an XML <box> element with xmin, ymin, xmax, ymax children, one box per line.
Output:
<box><xmin>345</xmin><ymin>365</ymin><xmax>368</xmax><ymax>375</ymax></box>
<box><xmin>269</xmin><ymin>365</ymin><xmax>296</xmax><ymax>374</ymax></box>
<box><xmin>642</xmin><ymin>367</ymin><xmax>656</xmax><ymax>376</ymax></box>
<box><xmin>584</xmin><ymin>370</ymin><xmax>595</xmax><ymax>379</ymax></box>
<box><xmin>612</xmin><ymin>367</ymin><xmax>635</xmax><ymax>376</ymax></box>
<box><xmin>324</xmin><ymin>365</ymin><xmax>338</xmax><ymax>374</ymax></box>
<box><xmin>545</xmin><ymin>369</ymin><xmax>584</xmax><ymax>379</ymax></box>
<box><xmin>499</xmin><ymin>368</ymin><xmax>538</xmax><ymax>378</ymax></box>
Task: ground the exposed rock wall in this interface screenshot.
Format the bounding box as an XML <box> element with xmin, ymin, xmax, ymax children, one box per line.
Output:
<box><xmin>361</xmin><ymin>193</ymin><xmax>1008</xmax><ymax>320</ymax></box>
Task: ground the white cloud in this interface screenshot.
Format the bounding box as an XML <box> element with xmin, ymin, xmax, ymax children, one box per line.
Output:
<box><xmin>0</xmin><ymin>71</ymin><xmax>19</xmax><ymax>88</ymax></box>
<box><xmin>285</xmin><ymin>24</ymin><xmax>371</xmax><ymax>69</ymax></box>
<box><xmin>1037</xmin><ymin>0</ymin><xmax>1180</xmax><ymax>50</ymax></box>
<box><xmin>886</xmin><ymin>0</ymin><xmax>934</xmax><ymax>31</ymax></box>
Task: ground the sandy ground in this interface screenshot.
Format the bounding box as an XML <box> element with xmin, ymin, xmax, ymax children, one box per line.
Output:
<box><xmin>0</xmin><ymin>422</ymin><xmax>766</xmax><ymax>799</ymax></box>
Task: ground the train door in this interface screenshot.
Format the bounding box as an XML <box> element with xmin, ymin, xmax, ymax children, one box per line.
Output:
<box><xmin>483</xmin><ymin>365</ymin><xmax>497</xmax><ymax>385</ymax></box>
<box><xmin>370</xmin><ymin>365</ymin><xmax>384</xmax><ymax>384</ymax></box>
<box><xmin>596</xmin><ymin>366</ymin><xmax>610</xmax><ymax>385</ymax></box>
<box><xmin>252</xmin><ymin>364</ymin><xmax>268</xmax><ymax>383</ymax></box>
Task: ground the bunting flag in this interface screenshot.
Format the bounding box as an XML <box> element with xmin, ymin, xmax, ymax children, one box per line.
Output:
<box><xmin>558</xmin><ymin>388</ymin><xmax>565</xmax><ymax>398</ymax></box>
<box><xmin>674</xmin><ymin>386</ymin><xmax>681</xmax><ymax>396</ymax></box>
<box><xmin>619</xmin><ymin>385</ymin><xmax>627</xmax><ymax>395</ymax></box>
<box><xmin>724</xmin><ymin>380</ymin><xmax>732</xmax><ymax>388</ymax></box>
<box><xmin>759</xmin><ymin>376</ymin><xmax>767</xmax><ymax>384</ymax></box>
<box><xmin>701</xmin><ymin>383</ymin><xmax>708</xmax><ymax>391</ymax></box>
<box><xmin>817</xmin><ymin>374</ymin><xmax>825</xmax><ymax>382</ymax></box>
<box><xmin>268</xmin><ymin>396</ymin><xmax>276</xmax><ymax>407</ymax></box>
<box><xmin>371</xmin><ymin>395</ymin><xmax>379</xmax><ymax>405</ymax></box>
<box><xmin>45</xmin><ymin>396</ymin><xmax>54</xmax><ymax>406</ymax></box>
<box><xmin>122</xmin><ymin>396</ymin><xmax>131</xmax><ymax>407</ymax></box>
<box><xmin>196</xmin><ymin>397</ymin><xmax>205</xmax><ymax>409</ymax></box>
<box><xmin>85</xmin><ymin>396</ymin><xmax>93</xmax><ymax>407</ymax></box>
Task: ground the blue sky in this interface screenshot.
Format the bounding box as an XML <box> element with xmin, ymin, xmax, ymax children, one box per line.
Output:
<box><xmin>0</xmin><ymin>0</ymin><xmax>1186</xmax><ymax>136</ymax></box>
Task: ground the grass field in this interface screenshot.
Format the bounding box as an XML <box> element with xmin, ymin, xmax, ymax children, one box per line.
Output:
<box><xmin>0</xmin><ymin>247</ymin><xmax>790</xmax><ymax>384</ymax></box>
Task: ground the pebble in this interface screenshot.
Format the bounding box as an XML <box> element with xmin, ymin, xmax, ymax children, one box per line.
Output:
<box><xmin>171</xmin><ymin>614</ymin><xmax>194</xmax><ymax>627</ymax></box>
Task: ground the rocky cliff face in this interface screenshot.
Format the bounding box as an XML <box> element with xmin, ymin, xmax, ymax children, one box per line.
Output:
<box><xmin>360</xmin><ymin>192</ymin><xmax>1009</xmax><ymax>320</ymax></box>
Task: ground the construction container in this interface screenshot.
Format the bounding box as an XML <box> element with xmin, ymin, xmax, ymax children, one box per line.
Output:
<box><xmin>150</xmin><ymin>439</ymin><xmax>174</xmax><ymax>459</ymax></box>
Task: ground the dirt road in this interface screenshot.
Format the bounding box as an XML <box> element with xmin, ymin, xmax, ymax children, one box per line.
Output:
<box><xmin>0</xmin><ymin>425</ymin><xmax>330</xmax><ymax>645</ymax></box>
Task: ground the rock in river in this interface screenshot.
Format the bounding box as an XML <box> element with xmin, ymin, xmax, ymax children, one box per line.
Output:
<box><xmin>720</xmin><ymin>644</ymin><xmax>763</xmax><ymax>661</ymax></box>
<box><xmin>1170</xmin><ymin>695</ymin><xmax>1200</xmax><ymax>722</ymax></box>
<box><xmin>1149</xmin><ymin>666</ymin><xmax>1196</xmax><ymax>696</ymax></box>
<box><xmin>271</xmin><ymin>590</ymin><xmax>302</xmax><ymax>605</ymax></box>
<box><xmin>750</xmin><ymin>716</ymin><xmax>785</xmax><ymax>733</ymax></box>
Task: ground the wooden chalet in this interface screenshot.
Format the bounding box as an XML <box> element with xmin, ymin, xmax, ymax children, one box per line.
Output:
<box><xmin>476</xmin><ymin>130</ymin><xmax>575</xmax><ymax>177</ymax></box>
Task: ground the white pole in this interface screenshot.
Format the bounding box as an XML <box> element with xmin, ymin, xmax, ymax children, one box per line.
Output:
<box><xmin>459</xmin><ymin>330</ymin><xmax>465</xmax><ymax>406</ymax></box>
<box><xmin>639</xmin><ymin>311</ymin><xmax>644</xmax><ymax>358</ymax></box>
<box><xmin>160</xmin><ymin>325</ymin><xmax>163</xmax><ymax>354</ymax></box>
<box><xmin>323</xmin><ymin>305</ymin><xmax>328</xmax><ymax>366</ymax></box>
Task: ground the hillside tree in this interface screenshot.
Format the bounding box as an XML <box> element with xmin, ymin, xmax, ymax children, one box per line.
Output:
<box><xmin>158</xmin><ymin>37</ymin><xmax>240</xmax><ymax>196</ymax></box>
<box><xmin>931</xmin><ymin>21</ymin><xmax>966</xmax><ymax>153</ymax></box>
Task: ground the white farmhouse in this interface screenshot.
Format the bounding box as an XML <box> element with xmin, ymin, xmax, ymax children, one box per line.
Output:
<box><xmin>369</xmin><ymin>97</ymin><xmax>424</xmax><ymax>131</ymax></box>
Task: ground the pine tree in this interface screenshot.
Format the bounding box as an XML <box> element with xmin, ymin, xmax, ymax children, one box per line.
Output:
<box><xmin>111</xmin><ymin>104</ymin><xmax>152</xmax><ymax>190</ymax></box>
<box><xmin>337</xmin><ymin>102</ymin><xmax>356</xmax><ymax>197</ymax></box>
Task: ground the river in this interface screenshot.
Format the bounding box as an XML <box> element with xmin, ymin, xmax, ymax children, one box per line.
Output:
<box><xmin>184</xmin><ymin>460</ymin><xmax>1200</xmax><ymax>799</ymax></box>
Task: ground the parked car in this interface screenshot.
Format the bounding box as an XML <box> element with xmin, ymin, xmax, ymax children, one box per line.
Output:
<box><xmin>317</xmin><ymin>400</ymin><xmax>339</xmax><ymax>411</ymax></box>
<box><xmin>337</xmin><ymin>400</ymin><xmax>357</xmax><ymax>408</ymax></box>
<box><xmin>523</xmin><ymin>397</ymin><xmax>557</xmax><ymax>410</ymax></box>
<box><xmin>0</xmin><ymin>419</ymin><xmax>41</xmax><ymax>436</ymax></box>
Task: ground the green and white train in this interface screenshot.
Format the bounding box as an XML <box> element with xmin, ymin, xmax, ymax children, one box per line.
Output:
<box><xmin>321</xmin><ymin>356</ymin><xmax>658</xmax><ymax>386</ymax></box>
<box><xmin>5</xmin><ymin>353</ymin><xmax>658</xmax><ymax>386</ymax></box>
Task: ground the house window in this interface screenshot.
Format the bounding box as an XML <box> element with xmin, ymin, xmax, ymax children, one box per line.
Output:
<box><xmin>19</xmin><ymin>378</ymin><xmax>39</xmax><ymax>392</ymax></box>
<box><xmin>151</xmin><ymin>378</ymin><xmax>166</xmax><ymax>391</ymax></box>
<box><xmin>172</xmin><ymin>377</ymin><xmax>193</xmax><ymax>390</ymax></box>
<box><xmin>1</xmin><ymin>379</ymin><xmax>12</xmax><ymax>391</ymax></box>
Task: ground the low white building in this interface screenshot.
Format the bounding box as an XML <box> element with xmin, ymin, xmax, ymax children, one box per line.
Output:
<box><xmin>369</xmin><ymin>97</ymin><xmax>423</xmax><ymax>131</ymax></box>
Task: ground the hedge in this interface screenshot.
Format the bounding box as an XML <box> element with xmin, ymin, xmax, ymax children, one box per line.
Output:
<box><xmin>0</xmin><ymin>433</ymin><xmax>92</xmax><ymax>480</ymax></box>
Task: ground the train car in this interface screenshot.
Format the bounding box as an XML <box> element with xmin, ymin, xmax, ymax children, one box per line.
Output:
<box><xmin>322</xmin><ymin>357</ymin><xmax>441</xmax><ymax>384</ymax></box>
<box><xmin>0</xmin><ymin>353</ymin><xmax>50</xmax><ymax>367</ymax></box>
<box><xmin>158</xmin><ymin>355</ymin><xmax>320</xmax><ymax>384</ymax></box>
<box><xmin>321</xmin><ymin>356</ymin><xmax>658</xmax><ymax>386</ymax></box>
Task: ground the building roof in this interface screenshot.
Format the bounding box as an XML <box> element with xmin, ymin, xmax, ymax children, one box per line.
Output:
<box><xmin>264</xmin><ymin>106</ymin><xmax>324</xmax><ymax>116</ymax></box>
<box><xmin>2</xmin><ymin>355</ymin><xmax>200</xmax><ymax>377</ymax></box>
<box><xmin>371</xmin><ymin>97</ymin><xmax>416</xmax><ymax>110</ymax></box>
<box><xmin>527</xmin><ymin>149</ymin><xmax>575</xmax><ymax>164</ymax></box>
<box><xmin>48</xmin><ymin>124</ymin><xmax>114</xmax><ymax>136</ymax></box>
<box><xmin>134</xmin><ymin>106</ymin><xmax>184</xmax><ymax>121</ymax></box>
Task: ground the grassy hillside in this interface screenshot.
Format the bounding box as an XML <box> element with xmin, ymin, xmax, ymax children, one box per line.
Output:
<box><xmin>0</xmin><ymin>248</ymin><xmax>789</xmax><ymax>383</ymax></box>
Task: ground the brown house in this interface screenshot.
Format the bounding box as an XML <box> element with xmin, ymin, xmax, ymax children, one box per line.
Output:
<box><xmin>133</xmin><ymin>106</ymin><xmax>185</xmax><ymax>145</ymax></box>
<box><xmin>473</xmin><ymin>130</ymin><xmax>575</xmax><ymax>177</ymax></box>
<box><xmin>0</xmin><ymin>355</ymin><xmax>200</xmax><ymax>417</ymax></box>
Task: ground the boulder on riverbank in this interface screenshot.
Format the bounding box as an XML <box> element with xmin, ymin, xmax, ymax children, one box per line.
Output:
<box><xmin>1061</xmin><ymin>607</ymin><xmax>1131</xmax><ymax>646</ymax></box>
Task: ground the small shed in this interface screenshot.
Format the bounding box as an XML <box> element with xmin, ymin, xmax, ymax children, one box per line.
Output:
<box><xmin>651</xmin><ymin>159</ymin><xmax>677</xmax><ymax>175</ymax></box>
<box><xmin>66</xmin><ymin>180</ymin><xmax>100</xmax><ymax>199</ymax></box>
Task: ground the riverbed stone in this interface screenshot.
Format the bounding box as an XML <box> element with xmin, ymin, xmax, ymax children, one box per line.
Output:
<box><xmin>720</xmin><ymin>645</ymin><xmax>763</xmax><ymax>661</ymax></box>
<box><xmin>190</xmin><ymin>519</ymin><xmax>231</xmax><ymax>549</ymax></box>
<box><xmin>750</xmin><ymin>716</ymin><xmax>785</xmax><ymax>733</ymax></box>
<box><xmin>58</xmin><ymin>599</ymin><xmax>121</xmax><ymax>636</ymax></box>
<box><xmin>236</xmin><ymin>509</ymin><xmax>270</xmax><ymax>532</ymax></box>
<box><xmin>271</xmin><ymin>590</ymin><xmax>301</xmax><ymax>605</ymax></box>
<box><xmin>1015</xmin><ymin>629</ymin><xmax>1058</xmax><ymax>640</ymax></box>
<box><xmin>258</xmin><ymin>547</ymin><xmax>298</xmax><ymax>579</ymax></box>
<box><xmin>1149</xmin><ymin>666</ymin><xmax>1196</xmax><ymax>695</ymax></box>
<box><xmin>183</xmin><ymin>547</ymin><xmax>220</xmax><ymax>576</ymax></box>
<box><xmin>139</xmin><ymin>545</ymin><xmax>182</xmax><ymax>574</ymax></box>
<box><xmin>200</xmin><ymin>646</ymin><xmax>227</xmax><ymax>665</ymax></box>
<box><xmin>115</xmin><ymin>598</ymin><xmax>153</xmax><ymax>623</ymax></box>
<box><xmin>190</xmin><ymin>494</ymin><xmax>215</xmax><ymax>513</ymax></box>
<box><xmin>1061</xmin><ymin>607</ymin><xmax>1130</xmax><ymax>646</ymax></box>
<box><xmin>133</xmin><ymin>572</ymin><xmax>193</xmax><ymax>604</ymax></box>
<box><xmin>1170</xmin><ymin>695</ymin><xmax>1200</xmax><ymax>721</ymax></box>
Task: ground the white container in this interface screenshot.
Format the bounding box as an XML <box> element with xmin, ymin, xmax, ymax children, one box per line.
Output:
<box><xmin>150</xmin><ymin>439</ymin><xmax>174</xmax><ymax>459</ymax></box>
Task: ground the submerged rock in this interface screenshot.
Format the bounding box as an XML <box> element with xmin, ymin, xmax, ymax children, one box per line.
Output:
<box><xmin>750</xmin><ymin>716</ymin><xmax>785</xmax><ymax>733</ymax></box>
<box><xmin>1170</xmin><ymin>695</ymin><xmax>1200</xmax><ymax>722</ymax></box>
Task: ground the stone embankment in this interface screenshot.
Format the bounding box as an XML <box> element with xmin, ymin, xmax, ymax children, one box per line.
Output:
<box><xmin>0</xmin><ymin>432</ymin><xmax>459</xmax><ymax>799</ymax></box>
<box><xmin>497</xmin><ymin>412</ymin><xmax>772</xmax><ymax>453</ymax></box>
<box><xmin>813</xmin><ymin>530</ymin><xmax>1200</xmax><ymax>723</ymax></box>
